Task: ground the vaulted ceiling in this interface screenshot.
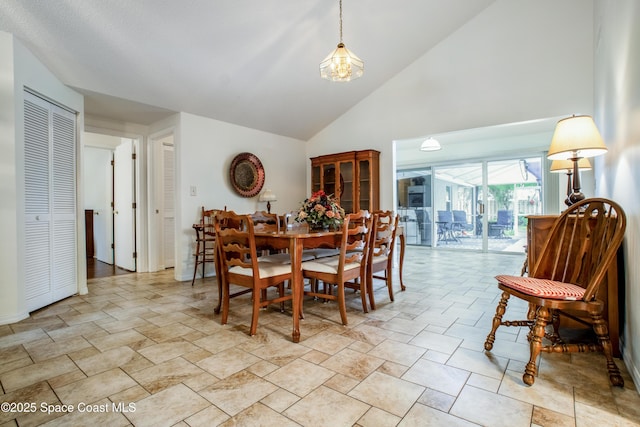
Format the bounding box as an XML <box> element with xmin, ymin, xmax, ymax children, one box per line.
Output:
<box><xmin>0</xmin><ymin>0</ymin><xmax>495</xmax><ymax>140</ymax></box>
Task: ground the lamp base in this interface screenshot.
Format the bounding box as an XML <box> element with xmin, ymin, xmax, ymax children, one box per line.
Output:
<box><xmin>266</xmin><ymin>201</ymin><xmax>271</xmax><ymax>214</ymax></box>
<box><xmin>566</xmin><ymin>154</ymin><xmax>585</xmax><ymax>206</ymax></box>
<box><xmin>569</xmin><ymin>191</ymin><xmax>585</xmax><ymax>205</ymax></box>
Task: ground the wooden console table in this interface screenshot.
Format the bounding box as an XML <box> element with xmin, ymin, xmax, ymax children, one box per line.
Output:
<box><xmin>527</xmin><ymin>215</ymin><xmax>621</xmax><ymax>357</ymax></box>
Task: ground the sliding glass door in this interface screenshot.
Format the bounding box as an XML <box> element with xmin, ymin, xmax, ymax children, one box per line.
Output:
<box><xmin>397</xmin><ymin>156</ymin><xmax>543</xmax><ymax>253</ymax></box>
<box><xmin>433</xmin><ymin>163</ymin><xmax>482</xmax><ymax>250</ymax></box>
<box><xmin>485</xmin><ymin>158</ymin><xmax>542</xmax><ymax>252</ymax></box>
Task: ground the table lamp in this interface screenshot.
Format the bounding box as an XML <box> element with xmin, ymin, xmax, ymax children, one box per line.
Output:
<box><xmin>550</xmin><ymin>158</ymin><xmax>591</xmax><ymax>207</ymax></box>
<box><xmin>546</xmin><ymin>115</ymin><xmax>607</xmax><ymax>205</ymax></box>
<box><xmin>259</xmin><ymin>189</ymin><xmax>277</xmax><ymax>213</ymax></box>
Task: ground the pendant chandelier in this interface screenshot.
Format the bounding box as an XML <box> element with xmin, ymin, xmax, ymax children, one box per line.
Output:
<box><xmin>319</xmin><ymin>0</ymin><xmax>364</xmax><ymax>82</ymax></box>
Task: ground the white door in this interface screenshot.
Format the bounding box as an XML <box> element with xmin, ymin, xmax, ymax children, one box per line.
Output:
<box><xmin>23</xmin><ymin>91</ymin><xmax>78</xmax><ymax>311</ymax></box>
<box><xmin>113</xmin><ymin>139</ymin><xmax>136</xmax><ymax>271</ymax></box>
<box><xmin>162</xmin><ymin>143</ymin><xmax>175</xmax><ymax>268</ymax></box>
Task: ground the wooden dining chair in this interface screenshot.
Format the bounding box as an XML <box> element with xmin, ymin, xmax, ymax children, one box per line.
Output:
<box><xmin>367</xmin><ymin>210</ymin><xmax>399</xmax><ymax>310</ymax></box>
<box><xmin>301</xmin><ymin>210</ymin><xmax>372</xmax><ymax>324</ymax></box>
<box><xmin>214</xmin><ymin>210</ymin><xmax>293</xmax><ymax>336</ymax></box>
<box><xmin>249</xmin><ymin>211</ymin><xmax>315</xmax><ymax>265</ymax></box>
<box><xmin>250</xmin><ymin>210</ymin><xmax>280</xmax><ymax>256</ymax></box>
<box><xmin>484</xmin><ymin>198</ymin><xmax>626</xmax><ymax>386</ymax></box>
<box><xmin>192</xmin><ymin>207</ymin><xmax>221</xmax><ymax>286</ymax></box>
<box><xmin>251</xmin><ymin>210</ymin><xmax>280</xmax><ymax>230</ymax></box>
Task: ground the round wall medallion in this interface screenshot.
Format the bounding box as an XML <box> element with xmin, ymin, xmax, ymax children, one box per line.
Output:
<box><xmin>229</xmin><ymin>152</ymin><xmax>265</xmax><ymax>197</ymax></box>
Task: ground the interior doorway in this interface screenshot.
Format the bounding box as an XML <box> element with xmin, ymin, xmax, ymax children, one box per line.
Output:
<box><xmin>148</xmin><ymin>130</ymin><xmax>176</xmax><ymax>272</ymax></box>
<box><xmin>83</xmin><ymin>132</ymin><xmax>139</xmax><ymax>278</ymax></box>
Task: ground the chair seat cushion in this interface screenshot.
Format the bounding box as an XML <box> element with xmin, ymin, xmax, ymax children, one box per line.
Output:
<box><xmin>230</xmin><ymin>262</ymin><xmax>292</xmax><ymax>278</ymax></box>
<box><xmin>305</xmin><ymin>248</ymin><xmax>340</xmax><ymax>259</ymax></box>
<box><xmin>302</xmin><ymin>256</ymin><xmax>361</xmax><ymax>274</ymax></box>
<box><xmin>259</xmin><ymin>252</ymin><xmax>315</xmax><ymax>264</ymax></box>
<box><xmin>370</xmin><ymin>255</ymin><xmax>388</xmax><ymax>264</ymax></box>
<box><xmin>496</xmin><ymin>274</ymin><xmax>585</xmax><ymax>301</ymax></box>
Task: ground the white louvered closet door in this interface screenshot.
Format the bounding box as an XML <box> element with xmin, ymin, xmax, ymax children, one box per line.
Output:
<box><xmin>24</xmin><ymin>91</ymin><xmax>77</xmax><ymax>311</ymax></box>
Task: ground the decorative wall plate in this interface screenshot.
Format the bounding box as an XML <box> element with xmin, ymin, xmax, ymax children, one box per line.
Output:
<box><xmin>229</xmin><ymin>152</ymin><xmax>265</xmax><ymax>197</ymax></box>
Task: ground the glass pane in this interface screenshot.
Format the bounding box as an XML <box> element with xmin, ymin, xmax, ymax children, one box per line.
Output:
<box><xmin>358</xmin><ymin>160</ymin><xmax>370</xmax><ymax>212</ymax></box>
<box><xmin>486</xmin><ymin>158</ymin><xmax>542</xmax><ymax>252</ymax></box>
<box><xmin>433</xmin><ymin>163</ymin><xmax>482</xmax><ymax>250</ymax></box>
<box><xmin>397</xmin><ymin>170</ymin><xmax>433</xmax><ymax>246</ymax></box>
<box><xmin>311</xmin><ymin>165</ymin><xmax>321</xmax><ymax>193</ymax></box>
<box><xmin>340</xmin><ymin>161</ymin><xmax>354</xmax><ymax>214</ymax></box>
<box><xmin>322</xmin><ymin>164</ymin><xmax>336</xmax><ymax>198</ymax></box>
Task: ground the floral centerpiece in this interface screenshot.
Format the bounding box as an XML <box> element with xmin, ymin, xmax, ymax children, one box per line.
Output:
<box><xmin>296</xmin><ymin>190</ymin><xmax>345</xmax><ymax>230</ymax></box>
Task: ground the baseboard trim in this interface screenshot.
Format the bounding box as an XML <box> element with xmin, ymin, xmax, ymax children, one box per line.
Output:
<box><xmin>0</xmin><ymin>310</ymin><xmax>30</xmax><ymax>326</ymax></box>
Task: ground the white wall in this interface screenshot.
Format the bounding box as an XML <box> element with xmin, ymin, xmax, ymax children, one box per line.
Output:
<box><xmin>0</xmin><ymin>32</ymin><xmax>20</xmax><ymax>324</ymax></box>
<box><xmin>0</xmin><ymin>32</ymin><xmax>84</xmax><ymax>324</ymax></box>
<box><xmin>594</xmin><ymin>0</ymin><xmax>640</xmax><ymax>389</ymax></box>
<box><xmin>172</xmin><ymin>112</ymin><xmax>307</xmax><ymax>281</ymax></box>
<box><xmin>308</xmin><ymin>0</ymin><xmax>595</xmax><ymax>212</ymax></box>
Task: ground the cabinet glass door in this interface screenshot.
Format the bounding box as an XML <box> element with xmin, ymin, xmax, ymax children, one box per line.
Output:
<box><xmin>358</xmin><ymin>159</ymin><xmax>370</xmax><ymax>211</ymax></box>
<box><xmin>311</xmin><ymin>165</ymin><xmax>321</xmax><ymax>193</ymax></box>
<box><xmin>322</xmin><ymin>164</ymin><xmax>336</xmax><ymax>198</ymax></box>
<box><xmin>339</xmin><ymin>161</ymin><xmax>354</xmax><ymax>213</ymax></box>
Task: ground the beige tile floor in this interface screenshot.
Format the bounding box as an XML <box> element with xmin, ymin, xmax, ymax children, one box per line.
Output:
<box><xmin>1</xmin><ymin>247</ymin><xmax>639</xmax><ymax>426</ymax></box>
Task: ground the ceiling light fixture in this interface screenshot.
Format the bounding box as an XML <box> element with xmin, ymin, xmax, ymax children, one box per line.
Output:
<box><xmin>320</xmin><ymin>0</ymin><xmax>364</xmax><ymax>82</ymax></box>
<box><xmin>420</xmin><ymin>137</ymin><xmax>441</xmax><ymax>151</ymax></box>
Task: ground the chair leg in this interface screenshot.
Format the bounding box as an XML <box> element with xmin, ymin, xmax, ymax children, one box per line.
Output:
<box><xmin>250</xmin><ymin>290</ymin><xmax>260</xmax><ymax>336</ymax></box>
<box><xmin>214</xmin><ymin>249</ymin><xmax>223</xmax><ymax>314</ymax></box>
<box><xmin>279</xmin><ymin>283</ymin><xmax>285</xmax><ymax>313</ymax></box>
<box><xmin>386</xmin><ymin>266</ymin><xmax>394</xmax><ymax>302</ymax></box>
<box><xmin>191</xmin><ymin>257</ymin><xmax>198</xmax><ymax>286</ymax></box>
<box><xmin>359</xmin><ymin>281</ymin><xmax>368</xmax><ymax>314</ymax></box>
<box><xmin>191</xmin><ymin>241</ymin><xmax>201</xmax><ymax>286</ymax></box>
<box><xmin>214</xmin><ymin>277</ymin><xmax>222</xmax><ymax>314</ymax></box>
<box><xmin>367</xmin><ymin>271</ymin><xmax>376</xmax><ymax>311</ymax></box>
<box><xmin>591</xmin><ymin>313</ymin><xmax>624</xmax><ymax>387</ymax></box>
<box><xmin>484</xmin><ymin>291</ymin><xmax>510</xmax><ymax>351</ymax></box>
<box><xmin>523</xmin><ymin>306</ymin><xmax>551</xmax><ymax>386</ymax></box>
<box><xmin>221</xmin><ymin>282</ymin><xmax>230</xmax><ymax>326</ymax></box>
<box><xmin>336</xmin><ymin>283</ymin><xmax>348</xmax><ymax>326</ymax></box>
<box><xmin>547</xmin><ymin>309</ymin><xmax>562</xmax><ymax>344</ymax></box>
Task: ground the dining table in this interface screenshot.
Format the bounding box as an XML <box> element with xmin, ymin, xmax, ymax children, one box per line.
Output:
<box><xmin>253</xmin><ymin>227</ymin><xmax>343</xmax><ymax>343</ymax></box>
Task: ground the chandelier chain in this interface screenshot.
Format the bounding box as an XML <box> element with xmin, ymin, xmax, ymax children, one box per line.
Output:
<box><xmin>339</xmin><ymin>0</ymin><xmax>343</xmax><ymax>42</ymax></box>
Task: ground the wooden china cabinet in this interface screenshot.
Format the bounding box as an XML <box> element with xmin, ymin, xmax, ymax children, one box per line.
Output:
<box><xmin>310</xmin><ymin>150</ymin><xmax>380</xmax><ymax>214</ymax></box>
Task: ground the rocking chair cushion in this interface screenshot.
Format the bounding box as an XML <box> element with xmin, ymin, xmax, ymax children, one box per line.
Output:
<box><xmin>495</xmin><ymin>275</ymin><xmax>585</xmax><ymax>301</ymax></box>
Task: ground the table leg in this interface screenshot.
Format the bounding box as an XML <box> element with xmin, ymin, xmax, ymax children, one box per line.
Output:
<box><xmin>398</xmin><ymin>231</ymin><xmax>406</xmax><ymax>291</ymax></box>
<box><xmin>290</xmin><ymin>237</ymin><xmax>302</xmax><ymax>343</ymax></box>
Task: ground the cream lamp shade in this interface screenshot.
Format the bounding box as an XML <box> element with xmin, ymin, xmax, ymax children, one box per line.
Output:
<box><xmin>550</xmin><ymin>158</ymin><xmax>591</xmax><ymax>172</ymax></box>
<box><xmin>547</xmin><ymin>115</ymin><xmax>608</xmax><ymax>160</ymax></box>
<box><xmin>259</xmin><ymin>189</ymin><xmax>277</xmax><ymax>202</ymax></box>
<box><xmin>259</xmin><ymin>189</ymin><xmax>277</xmax><ymax>213</ymax></box>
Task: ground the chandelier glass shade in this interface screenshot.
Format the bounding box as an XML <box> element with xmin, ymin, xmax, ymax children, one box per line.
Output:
<box><xmin>320</xmin><ymin>0</ymin><xmax>364</xmax><ymax>82</ymax></box>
